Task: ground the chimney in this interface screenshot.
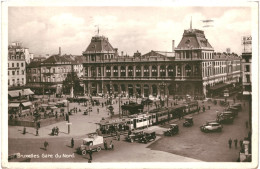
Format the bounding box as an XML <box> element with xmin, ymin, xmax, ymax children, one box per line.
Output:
<box><xmin>121</xmin><ymin>51</ymin><xmax>124</xmax><ymax>57</ymax></box>
<box><xmin>59</xmin><ymin>47</ymin><xmax>61</xmax><ymax>56</ymax></box>
<box><xmin>172</xmin><ymin>40</ymin><xmax>175</xmax><ymax>52</ymax></box>
<box><xmin>226</xmin><ymin>48</ymin><xmax>231</xmax><ymax>54</ymax></box>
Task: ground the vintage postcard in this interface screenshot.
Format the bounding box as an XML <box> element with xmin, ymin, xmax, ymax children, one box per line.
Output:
<box><xmin>1</xmin><ymin>0</ymin><xmax>259</xmax><ymax>168</ymax></box>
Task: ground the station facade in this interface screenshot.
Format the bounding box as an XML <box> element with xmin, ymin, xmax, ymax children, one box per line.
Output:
<box><xmin>82</xmin><ymin>28</ymin><xmax>241</xmax><ymax>99</ymax></box>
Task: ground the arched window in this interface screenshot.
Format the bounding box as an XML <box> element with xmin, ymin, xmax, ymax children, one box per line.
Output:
<box><xmin>160</xmin><ymin>65</ymin><xmax>166</xmax><ymax>77</ymax></box>
<box><xmin>128</xmin><ymin>66</ymin><xmax>133</xmax><ymax>77</ymax></box>
<box><xmin>136</xmin><ymin>66</ymin><xmax>141</xmax><ymax>77</ymax></box>
<box><xmin>185</xmin><ymin>65</ymin><xmax>191</xmax><ymax>76</ymax></box>
<box><xmin>113</xmin><ymin>84</ymin><xmax>118</xmax><ymax>93</ymax></box>
<box><xmin>144</xmin><ymin>65</ymin><xmax>149</xmax><ymax>77</ymax></box>
<box><xmin>106</xmin><ymin>66</ymin><xmax>111</xmax><ymax>77</ymax></box>
<box><xmin>168</xmin><ymin>65</ymin><xmax>174</xmax><ymax>77</ymax></box>
<box><xmin>120</xmin><ymin>66</ymin><xmax>126</xmax><ymax>77</ymax></box>
<box><xmin>91</xmin><ymin>67</ymin><xmax>96</xmax><ymax>77</ymax></box>
<box><xmin>194</xmin><ymin>65</ymin><xmax>199</xmax><ymax>76</ymax></box>
<box><xmin>113</xmin><ymin>66</ymin><xmax>118</xmax><ymax>77</ymax></box>
<box><xmin>152</xmin><ymin>65</ymin><xmax>157</xmax><ymax>77</ymax></box>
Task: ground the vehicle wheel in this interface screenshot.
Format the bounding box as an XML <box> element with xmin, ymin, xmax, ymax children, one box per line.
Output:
<box><xmin>81</xmin><ymin>150</ymin><xmax>86</xmax><ymax>155</ymax></box>
<box><xmin>97</xmin><ymin>146</ymin><xmax>101</xmax><ymax>152</ymax></box>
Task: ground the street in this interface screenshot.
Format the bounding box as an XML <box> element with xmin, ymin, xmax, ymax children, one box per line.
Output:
<box><xmin>8</xmin><ymin>95</ymin><xmax>250</xmax><ymax>162</ymax></box>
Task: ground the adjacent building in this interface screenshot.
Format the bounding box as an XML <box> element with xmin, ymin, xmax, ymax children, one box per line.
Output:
<box><xmin>82</xmin><ymin>27</ymin><xmax>241</xmax><ymax>98</ymax></box>
<box><xmin>8</xmin><ymin>42</ymin><xmax>27</xmax><ymax>87</ymax></box>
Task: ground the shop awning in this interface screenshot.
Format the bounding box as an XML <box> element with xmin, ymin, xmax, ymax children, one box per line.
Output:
<box><xmin>8</xmin><ymin>103</ymin><xmax>20</xmax><ymax>108</ymax></box>
<box><xmin>22</xmin><ymin>102</ymin><xmax>32</xmax><ymax>107</ymax></box>
<box><xmin>8</xmin><ymin>89</ymin><xmax>34</xmax><ymax>97</ymax></box>
<box><xmin>209</xmin><ymin>83</ymin><xmax>231</xmax><ymax>91</ymax></box>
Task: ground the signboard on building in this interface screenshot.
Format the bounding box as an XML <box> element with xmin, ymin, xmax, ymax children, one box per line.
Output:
<box><xmin>241</xmin><ymin>36</ymin><xmax>252</xmax><ymax>45</ymax></box>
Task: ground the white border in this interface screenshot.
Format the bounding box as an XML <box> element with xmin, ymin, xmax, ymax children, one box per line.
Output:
<box><xmin>1</xmin><ymin>0</ymin><xmax>259</xmax><ymax>168</ymax></box>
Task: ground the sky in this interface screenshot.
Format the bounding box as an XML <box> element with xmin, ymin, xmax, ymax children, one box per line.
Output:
<box><xmin>8</xmin><ymin>6</ymin><xmax>252</xmax><ymax>57</ymax></box>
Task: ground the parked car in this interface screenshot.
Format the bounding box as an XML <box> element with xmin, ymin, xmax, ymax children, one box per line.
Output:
<box><xmin>200</xmin><ymin>122</ymin><xmax>223</xmax><ymax>132</ymax></box>
<box><xmin>231</xmin><ymin>103</ymin><xmax>242</xmax><ymax>111</ymax></box>
<box><xmin>183</xmin><ymin>117</ymin><xmax>194</xmax><ymax>127</ymax></box>
<box><xmin>226</xmin><ymin>106</ymin><xmax>238</xmax><ymax>116</ymax></box>
<box><xmin>79</xmin><ymin>133</ymin><xmax>103</xmax><ymax>155</ymax></box>
<box><xmin>125</xmin><ymin>130</ymin><xmax>144</xmax><ymax>143</ymax></box>
<box><xmin>138</xmin><ymin>131</ymin><xmax>156</xmax><ymax>144</ymax></box>
<box><xmin>163</xmin><ymin>124</ymin><xmax>179</xmax><ymax>136</ymax></box>
<box><xmin>217</xmin><ymin>111</ymin><xmax>235</xmax><ymax>124</ymax></box>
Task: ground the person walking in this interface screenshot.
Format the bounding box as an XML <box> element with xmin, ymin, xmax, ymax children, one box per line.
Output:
<box><xmin>88</xmin><ymin>150</ymin><xmax>92</xmax><ymax>160</ymax></box>
<box><xmin>71</xmin><ymin>138</ymin><xmax>74</xmax><ymax>148</ymax></box>
<box><xmin>240</xmin><ymin>139</ymin><xmax>243</xmax><ymax>148</ymax></box>
<box><xmin>44</xmin><ymin>141</ymin><xmax>49</xmax><ymax>150</ymax></box>
<box><xmin>97</xmin><ymin>108</ymin><xmax>99</xmax><ymax>114</ymax></box>
<box><xmin>198</xmin><ymin>106</ymin><xmax>201</xmax><ymax>113</ymax></box>
<box><xmin>110</xmin><ymin>140</ymin><xmax>114</xmax><ymax>150</ymax></box>
<box><xmin>234</xmin><ymin>139</ymin><xmax>238</xmax><ymax>149</ymax></box>
<box><xmin>228</xmin><ymin>138</ymin><xmax>232</xmax><ymax>148</ymax></box>
<box><xmin>104</xmin><ymin>140</ymin><xmax>108</xmax><ymax>150</ymax></box>
<box><xmin>203</xmin><ymin>105</ymin><xmax>205</xmax><ymax>112</ymax></box>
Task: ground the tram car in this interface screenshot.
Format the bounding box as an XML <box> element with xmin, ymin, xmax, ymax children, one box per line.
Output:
<box><xmin>126</xmin><ymin>114</ymin><xmax>151</xmax><ymax>130</ymax></box>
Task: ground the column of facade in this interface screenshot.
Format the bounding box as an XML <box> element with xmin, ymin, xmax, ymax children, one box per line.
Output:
<box><xmin>133</xmin><ymin>65</ymin><xmax>136</xmax><ymax>77</ymax></box>
<box><xmin>111</xmin><ymin>65</ymin><xmax>114</xmax><ymax>77</ymax></box>
<box><xmin>141</xmin><ymin>65</ymin><xmax>144</xmax><ymax>77</ymax></box>
<box><xmin>157</xmin><ymin>65</ymin><xmax>160</xmax><ymax>77</ymax></box>
<box><xmin>157</xmin><ymin>84</ymin><xmax>160</xmax><ymax>98</ymax></box>
<box><xmin>166</xmin><ymin>65</ymin><xmax>168</xmax><ymax>77</ymax></box>
<box><xmin>97</xmin><ymin>83</ymin><xmax>100</xmax><ymax>93</ymax></box>
<box><xmin>88</xmin><ymin>67</ymin><xmax>90</xmax><ymax>77</ymax></box>
<box><xmin>126</xmin><ymin>66</ymin><xmax>128</xmax><ymax>77</ymax></box>
<box><xmin>118</xmin><ymin>66</ymin><xmax>121</xmax><ymax>77</ymax></box>
<box><xmin>149</xmin><ymin>65</ymin><xmax>152</xmax><ymax>77</ymax></box>
<box><xmin>104</xmin><ymin>66</ymin><xmax>106</xmax><ymax>77</ymax></box>
<box><xmin>141</xmin><ymin>84</ymin><xmax>144</xmax><ymax>98</ymax></box>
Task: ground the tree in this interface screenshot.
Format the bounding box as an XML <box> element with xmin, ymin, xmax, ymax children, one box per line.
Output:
<box><xmin>62</xmin><ymin>72</ymin><xmax>83</xmax><ymax>95</ymax></box>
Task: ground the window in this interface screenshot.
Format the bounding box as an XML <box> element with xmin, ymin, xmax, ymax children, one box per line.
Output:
<box><xmin>8</xmin><ymin>79</ymin><xmax>10</xmax><ymax>85</ymax></box>
<box><xmin>128</xmin><ymin>66</ymin><xmax>133</xmax><ymax>77</ymax></box>
<box><xmin>53</xmin><ymin>68</ymin><xmax>55</xmax><ymax>73</ymax></box>
<box><xmin>144</xmin><ymin>66</ymin><xmax>149</xmax><ymax>77</ymax></box>
<box><xmin>120</xmin><ymin>66</ymin><xmax>126</xmax><ymax>77</ymax></box>
<box><xmin>160</xmin><ymin>65</ymin><xmax>166</xmax><ymax>77</ymax></box>
<box><xmin>177</xmin><ymin>66</ymin><xmax>181</xmax><ymax>76</ymax></box>
<box><xmin>245</xmin><ymin>65</ymin><xmax>250</xmax><ymax>72</ymax></box>
<box><xmin>22</xmin><ymin>70</ymin><xmax>24</xmax><ymax>75</ymax></box>
<box><xmin>17</xmin><ymin>63</ymin><xmax>19</xmax><ymax>67</ymax></box>
<box><xmin>106</xmin><ymin>66</ymin><xmax>111</xmax><ymax>77</ymax></box>
<box><xmin>12</xmin><ymin>71</ymin><xmax>15</xmax><ymax>75</ymax></box>
<box><xmin>152</xmin><ymin>65</ymin><xmax>157</xmax><ymax>77</ymax></box>
<box><xmin>136</xmin><ymin>66</ymin><xmax>141</xmax><ymax>77</ymax></box>
<box><xmin>21</xmin><ymin>63</ymin><xmax>24</xmax><ymax>67</ymax></box>
<box><xmin>98</xmin><ymin>67</ymin><xmax>101</xmax><ymax>77</ymax></box>
<box><xmin>17</xmin><ymin>71</ymin><xmax>19</xmax><ymax>75</ymax></box>
<box><xmin>185</xmin><ymin>65</ymin><xmax>191</xmax><ymax>76</ymax></box>
<box><xmin>12</xmin><ymin>63</ymin><xmax>14</xmax><ymax>67</ymax></box>
<box><xmin>85</xmin><ymin>67</ymin><xmax>88</xmax><ymax>76</ymax></box>
<box><xmin>168</xmin><ymin>66</ymin><xmax>174</xmax><ymax>77</ymax></box>
<box><xmin>113</xmin><ymin>66</ymin><xmax>118</xmax><ymax>77</ymax></box>
<box><xmin>194</xmin><ymin>66</ymin><xmax>199</xmax><ymax>76</ymax></box>
<box><xmin>246</xmin><ymin>75</ymin><xmax>250</xmax><ymax>83</ymax></box>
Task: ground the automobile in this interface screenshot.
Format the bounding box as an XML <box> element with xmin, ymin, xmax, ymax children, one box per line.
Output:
<box><xmin>217</xmin><ymin>111</ymin><xmax>235</xmax><ymax>123</ymax></box>
<box><xmin>200</xmin><ymin>122</ymin><xmax>223</xmax><ymax>132</ymax></box>
<box><xmin>125</xmin><ymin>130</ymin><xmax>144</xmax><ymax>143</ymax></box>
<box><xmin>79</xmin><ymin>133</ymin><xmax>104</xmax><ymax>155</ymax></box>
<box><xmin>183</xmin><ymin>117</ymin><xmax>194</xmax><ymax>127</ymax></box>
<box><xmin>226</xmin><ymin>106</ymin><xmax>238</xmax><ymax>116</ymax></box>
<box><xmin>231</xmin><ymin>103</ymin><xmax>242</xmax><ymax>111</ymax></box>
<box><xmin>163</xmin><ymin>124</ymin><xmax>179</xmax><ymax>136</ymax></box>
<box><xmin>138</xmin><ymin>131</ymin><xmax>156</xmax><ymax>144</ymax></box>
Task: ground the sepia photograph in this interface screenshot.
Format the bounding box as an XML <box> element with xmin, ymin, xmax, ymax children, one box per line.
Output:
<box><xmin>1</xmin><ymin>0</ymin><xmax>259</xmax><ymax>168</ymax></box>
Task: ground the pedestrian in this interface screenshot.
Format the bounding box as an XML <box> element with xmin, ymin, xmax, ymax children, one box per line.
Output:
<box><xmin>228</xmin><ymin>138</ymin><xmax>232</xmax><ymax>148</ymax></box>
<box><xmin>240</xmin><ymin>139</ymin><xmax>243</xmax><ymax>148</ymax></box>
<box><xmin>234</xmin><ymin>139</ymin><xmax>238</xmax><ymax>148</ymax></box>
<box><xmin>97</xmin><ymin>108</ymin><xmax>99</xmax><ymax>114</ymax></box>
<box><xmin>208</xmin><ymin>105</ymin><xmax>210</xmax><ymax>110</ymax></box>
<box><xmin>71</xmin><ymin>138</ymin><xmax>74</xmax><ymax>148</ymax></box>
<box><xmin>246</xmin><ymin>121</ymin><xmax>248</xmax><ymax>129</ymax></box>
<box><xmin>56</xmin><ymin>126</ymin><xmax>59</xmax><ymax>136</ymax></box>
<box><xmin>203</xmin><ymin>105</ymin><xmax>205</xmax><ymax>112</ymax></box>
<box><xmin>88</xmin><ymin>150</ymin><xmax>92</xmax><ymax>160</ymax></box>
<box><xmin>110</xmin><ymin>140</ymin><xmax>114</xmax><ymax>150</ymax></box>
<box><xmin>117</xmin><ymin>131</ymin><xmax>120</xmax><ymax>141</ymax></box>
<box><xmin>36</xmin><ymin>128</ymin><xmax>39</xmax><ymax>136</ymax></box>
<box><xmin>44</xmin><ymin>141</ymin><xmax>49</xmax><ymax>150</ymax></box>
<box><xmin>198</xmin><ymin>106</ymin><xmax>201</xmax><ymax>113</ymax></box>
<box><xmin>23</xmin><ymin>126</ymin><xmax>26</xmax><ymax>135</ymax></box>
<box><xmin>104</xmin><ymin>140</ymin><xmax>108</xmax><ymax>150</ymax></box>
